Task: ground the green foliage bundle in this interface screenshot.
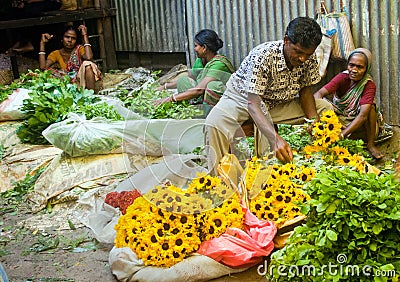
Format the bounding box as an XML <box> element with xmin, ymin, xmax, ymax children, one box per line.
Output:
<box><xmin>123</xmin><ymin>80</ymin><xmax>203</xmax><ymax>119</ymax></box>
<box><xmin>268</xmin><ymin>168</ymin><xmax>400</xmax><ymax>281</ymax></box>
<box><xmin>0</xmin><ymin>84</ymin><xmax>16</xmax><ymax>104</ymax></box>
<box><xmin>15</xmin><ymin>70</ymin><xmax>121</xmax><ymax>144</ymax></box>
<box><xmin>278</xmin><ymin>124</ymin><xmax>312</xmax><ymax>151</ymax></box>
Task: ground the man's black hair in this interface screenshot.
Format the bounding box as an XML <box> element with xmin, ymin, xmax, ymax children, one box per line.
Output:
<box><xmin>285</xmin><ymin>17</ymin><xmax>322</xmax><ymax>49</ymax></box>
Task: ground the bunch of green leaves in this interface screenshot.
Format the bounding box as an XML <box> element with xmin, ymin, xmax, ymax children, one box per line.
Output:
<box><xmin>16</xmin><ymin>70</ymin><xmax>100</xmax><ymax>144</ymax></box>
<box><xmin>152</xmin><ymin>100</ymin><xmax>203</xmax><ymax>119</ymax></box>
<box><xmin>336</xmin><ymin>138</ymin><xmax>370</xmax><ymax>158</ymax></box>
<box><xmin>74</xmin><ymin>102</ymin><xmax>123</xmax><ymax>121</ymax></box>
<box><xmin>124</xmin><ymin>80</ymin><xmax>203</xmax><ymax>119</ymax></box>
<box><xmin>1</xmin><ymin>70</ymin><xmax>58</xmax><ymax>103</ymax></box>
<box><xmin>278</xmin><ymin>124</ymin><xmax>312</xmax><ymax>151</ymax></box>
<box><xmin>0</xmin><ymin>82</ymin><xmax>19</xmax><ymax>104</ymax></box>
<box><xmin>0</xmin><ymin>168</ymin><xmax>45</xmax><ymax>215</ymax></box>
<box><xmin>268</xmin><ymin>168</ymin><xmax>400</xmax><ymax>281</ymax></box>
<box><xmin>113</xmin><ymin>87</ymin><xmax>129</xmax><ymax>102</ymax></box>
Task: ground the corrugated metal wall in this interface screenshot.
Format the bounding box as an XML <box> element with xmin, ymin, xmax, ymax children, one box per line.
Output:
<box><xmin>112</xmin><ymin>0</ymin><xmax>399</xmax><ymax>125</ymax></box>
<box><xmin>112</xmin><ymin>0</ymin><xmax>186</xmax><ymax>52</ymax></box>
<box><xmin>186</xmin><ymin>0</ymin><xmax>319</xmax><ymax>68</ymax></box>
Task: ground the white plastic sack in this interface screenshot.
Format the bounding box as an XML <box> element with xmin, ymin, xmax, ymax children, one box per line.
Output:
<box><xmin>109</xmin><ymin>247</ymin><xmax>248</xmax><ymax>282</ymax></box>
<box><xmin>0</xmin><ymin>88</ymin><xmax>30</xmax><ymax>121</ymax></box>
<box><xmin>95</xmin><ymin>95</ymin><xmax>142</xmax><ymax>120</ymax></box>
<box><xmin>315</xmin><ymin>27</ymin><xmax>333</xmax><ymax>77</ymax></box>
<box><xmin>122</xmin><ymin>119</ymin><xmax>205</xmax><ymax>156</ymax></box>
<box><xmin>42</xmin><ymin>113</ymin><xmax>124</xmax><ymax>157</ymax></box>
<box><xmin>43</xmin><ymin>113</ymin><xmax>205</xmax><ymax>157</ymax></box>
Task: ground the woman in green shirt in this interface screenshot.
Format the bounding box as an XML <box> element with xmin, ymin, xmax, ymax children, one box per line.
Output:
<box><xmin>154</xmin><ymin>29</ymin><xmax>235</xmax><ymax>108</ymax></box>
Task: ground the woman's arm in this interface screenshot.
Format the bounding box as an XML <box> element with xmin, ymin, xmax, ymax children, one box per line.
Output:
<box><xmin>153</xmin><ymin>76</ymin><xmax>215</xmax><ymax>106</ymax></box>
<box><xmin>157</xmin><ymin>78</ymin><xmax>178</xmax><ymax>91</ymax></box>
<box><xmin>313</xmin><ymin>86</ymin><xmax>329</xmax><ymax>99</ymax></box>
<box><xmin>78</xmin><ymin>25</ymin><xmax>93</xmax><ymax>61</ymax></box>
<box><xmin>39</xmin><ymin>33</ymin><xmax>55</xmax><ymax>70</ymax></box>
<box><xmin>175</xmin><ymin>76</ymin><xmax>215</xmax><ymax>101</ymax></box>
<box><xmin>248</xmin><ymin>93</ymin><xmax>293</xmax><ymax>163</ymax></box>
<box><xmin>341</xmin><ymin>104</ymin><xmax>371</xmax><ymax>137</ymax></box>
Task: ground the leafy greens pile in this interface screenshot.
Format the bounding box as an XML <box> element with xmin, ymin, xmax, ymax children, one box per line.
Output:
<box><xmin>121</xmin><ymin>78</ymin><xmax>203</xmax><ymax>120</ymax></box>
<box><xmin>268</xmin><ymin>168</ymin><xmax>400</xmax><ymax>281</ymax></box>
<box><xmin>0</xmin><ymin>84</ymin><xmax>17</xmax><ymax>104</ymax></box>
<box><xmin>278</xmin><ymin>124</ymin><xmax>369</xmax><ymax>158</ymax></box>
<box><xmin>16</xmin><ymin>70</ymin><xmax>121</xmax><ymax>144</ymax></box>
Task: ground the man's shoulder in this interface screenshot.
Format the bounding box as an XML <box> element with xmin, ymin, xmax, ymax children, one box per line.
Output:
<box><xmin>245</xmin><ymin>40</ymin><xmax>283</xmax><ymax>64</ymax></box>
<box><xmin>252</xmin><ymin>40</ymin><xmax>283</xmax><ymax>53</ymax></box>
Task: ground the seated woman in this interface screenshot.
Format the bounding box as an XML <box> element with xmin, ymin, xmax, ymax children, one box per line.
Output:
<box><xmin>314</xmin><ymin>48</ymin><xmax>390</xmax><ymax>159</ymax></box>
<box><xmin>38</xmin><ymin>25</ymin><xmax>102</xmax><ymax>92</ymax></box>
<box><xmin>153</xmin><ymin>29</ymin><xmax>235</xmax><ymax>110</ymax></box>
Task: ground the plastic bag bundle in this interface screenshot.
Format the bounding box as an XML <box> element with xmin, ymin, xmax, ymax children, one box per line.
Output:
<box><xmin>43</xmin><ymin>113</ymin><xmax>206</xmax><ymax>158</ymax></box>
<box><xmin>317</xmin><ymin>0</ymin><xmax>355</xmax><ymax>59</ymax></box>
<box><xmin>43</xmin><ymin>113</ymin><xmax>124</xmax><ymax>157</ymax></box>
<box><xmin>0</xmin><ymin>88</ymin><xmax>31</xmax><ymax>121</ymax></box>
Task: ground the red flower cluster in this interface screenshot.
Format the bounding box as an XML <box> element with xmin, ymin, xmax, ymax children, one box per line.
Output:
<box><xmin>105</xmin><ymin>190</ymin><xmax>142</xmax><ymax>214</ymax></box>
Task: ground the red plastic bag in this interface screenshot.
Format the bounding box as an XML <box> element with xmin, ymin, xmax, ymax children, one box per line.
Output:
<box><xmin>197</xmin><ymin>207</ymin><xmax>277</xmax><ymax>269</ymax></box>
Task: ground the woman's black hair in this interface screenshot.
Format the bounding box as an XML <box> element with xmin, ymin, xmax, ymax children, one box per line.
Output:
<box><xmin>194</xmin><ymin>29</ymin><xmax>223</xmax><ymax>53</ymax></box>
<box><xmin>285</xmin><ymin>17</ymin><xmax>322</xmax><ymax>49</ymax></box>
<box><xmin>62</xmin><ymin>25</ymin><xmax>81</xmax><ymax>44</ymax></box>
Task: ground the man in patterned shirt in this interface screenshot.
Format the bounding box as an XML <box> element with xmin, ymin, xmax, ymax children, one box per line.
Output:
<box><xmin>205</xmin><ymin>17</ymin><xmax>333</xmax><ymax>175</ymax></box>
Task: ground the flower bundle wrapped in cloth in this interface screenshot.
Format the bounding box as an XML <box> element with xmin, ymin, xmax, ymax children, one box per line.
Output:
<box><xmin>113</xmin><ymin>172</ymin><xmax>246</xmax><ymax>268</ymax></box>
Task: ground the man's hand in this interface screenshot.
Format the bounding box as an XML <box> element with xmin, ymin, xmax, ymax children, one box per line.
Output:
<box><xmin>247</xmin><ymin>93</ymin><xmax>294</xmax><ymax>163</ymax></box>
<box><xmin>272</xmin><ymin>134</ymin><xmax>293</xmax><ymax>163</ymax></box>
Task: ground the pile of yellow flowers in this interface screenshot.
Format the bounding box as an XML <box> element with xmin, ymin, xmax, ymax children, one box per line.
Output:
<box><xmin>245</xmin><ymin>110</ymin><xmax>368</xmax><ymax>228</ymax></box>
<box><xmin>304</xmin><ymin>110</ymin><xmax>366</xmax><ymax>173</ymax></box>
<box><xmin>311</xmin><ymin>110</ymin><xmax>342</xmax><ymax>148</ymax></box>
<box><xmin>245</xmin><ymin>159</ymin><xmax>313</xmax><ymax>228</ymax></box>
<box><xmin>114</xmin><ymin>172</ymin><xmax>245</xmax><ymax>267</ymax></box>
<box><xmin>114</xmin><ymin>196</ymin><xmax>201</xmax><ymax>267</ymax></box>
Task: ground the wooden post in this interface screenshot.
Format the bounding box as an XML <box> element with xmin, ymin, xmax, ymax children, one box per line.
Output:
<box><xmin>96</xmin><ymin>0</ymin><xmax>117</xmax><ymax>71</ymax></box>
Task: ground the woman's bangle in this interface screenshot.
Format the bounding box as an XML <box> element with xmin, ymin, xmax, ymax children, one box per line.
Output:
<box><xmin>38</xmin><ymin>51</ymin><xmax>46</xmax><ymax>55</ymax></box>
<box><xmin>163</xmin><ymin>83</ymin><xmax>167</xmax><ymax>90</ymax></box>
<box><xmin>171</xmin><ymin>94</ymin><xmax>177</xmax><ymax>102</ymax></box>
<box><xmin>82</xmin><ymin>34</ymin><xmax>87</xmax><ymax>36</ymax></box>
<box><xmin>339</xmin><ymin>133</ymin><xmax>345</xmax><ymax>139</ymax></box>
<box><xmin>84</xmin><ymin>43</ymin><xmax>91</xmax><ymax>47</ymax></box>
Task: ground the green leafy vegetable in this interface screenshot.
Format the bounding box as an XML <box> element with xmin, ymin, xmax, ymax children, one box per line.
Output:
<box><xmin>268</xmin><ymin>168</ymin><xmax>400</xmax><ymax>281</ymax></box>
<box><xmin>15</xmin><ymin>70</ymin><xmax>101</xmax><ymax>144</ymax></box>
<box><xmin>123</xmin><ymin>78</ymin><xmax>203</xmax><ymax>119</ymax></box>
<box><xmin>74</xmin><ymin>102</ymin><xmax>123</xmax><ymax>121</ymax></box>
<box><xmin>278</xmin><ymin>124</ymin><xmax>312</xmax><ymax>151</ymax></box>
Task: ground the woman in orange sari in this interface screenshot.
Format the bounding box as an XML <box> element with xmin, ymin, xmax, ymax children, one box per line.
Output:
<box><xmin>39</xmin><ymin>25</ymin><xmax>102</xmax><ymax>92</ymax></box>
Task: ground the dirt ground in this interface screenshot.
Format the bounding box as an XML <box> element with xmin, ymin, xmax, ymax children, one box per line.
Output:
<box><xmin>1</xmin><ymin>126</ymin><xmax>399</xmax><ymax>282</ymax></box>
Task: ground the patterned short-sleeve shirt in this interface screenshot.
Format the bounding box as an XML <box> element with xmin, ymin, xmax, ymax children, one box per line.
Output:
<box><xmin>229</xmin><ymin>40</ymin><xmax>321</xmax><ymax>109</ymax></box>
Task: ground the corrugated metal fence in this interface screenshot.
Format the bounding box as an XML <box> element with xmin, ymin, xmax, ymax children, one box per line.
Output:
<box><xmin>112</xmin><ymin>0</ymin><xmax>186</xmax><ymax>52</ymax></box>
<box><xmin>112</xmin><ymin>0</ymin><xmax>399</xmax><ymax>125</ymax></box>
